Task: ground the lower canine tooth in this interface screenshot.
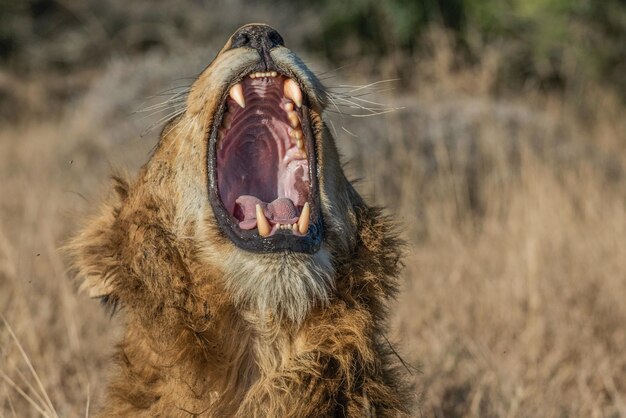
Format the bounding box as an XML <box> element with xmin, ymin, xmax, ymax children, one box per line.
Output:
<box><xmin>256</xmin><ymin>204</ymin><xmax>271</xmax><ymax>237</ymax></box>
<box><xmin>297</xmin><ymin>202</ymin><xmax>310</xmax><ymax>234</ymax></box>
<box><xmin>229</xmin><ymin>83</ymin><xmax>245</xmax><ymax>108</ymax></box>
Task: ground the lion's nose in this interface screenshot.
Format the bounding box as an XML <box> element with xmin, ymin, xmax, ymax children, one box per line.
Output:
<box><xmin>229</xmin><ymin>24</ymin><xmax>284</xmax><ymax>68</ymax></box>
<box><xmin>230</xmin><ymin>24</ymin><xmax>284</xmax><ymax>51</ymax></box>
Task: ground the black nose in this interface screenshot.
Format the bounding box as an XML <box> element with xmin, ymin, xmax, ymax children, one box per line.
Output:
<box><xmin>229</xmin><ymin>24</ymin><xmax>284</xmax><ymax>68</ymax></box>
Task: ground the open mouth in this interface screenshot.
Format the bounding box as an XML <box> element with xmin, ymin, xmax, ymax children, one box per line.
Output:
<box><xmin>207</xmin><ymin>69</ymin><xmax>323</xmax><ymax>253</ymax></box>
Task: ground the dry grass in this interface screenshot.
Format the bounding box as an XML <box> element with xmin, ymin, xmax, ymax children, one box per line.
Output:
<box><xmin>1</xmin><ymin>29</ymin><xmax>625</xmax><ymax>417</ymax></box>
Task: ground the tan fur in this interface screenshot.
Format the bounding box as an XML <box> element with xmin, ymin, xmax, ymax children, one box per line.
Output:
<box><xmin>69</xmin><ymin>24</ymin><xmax>412</xmax><ymax>417</ymax></box>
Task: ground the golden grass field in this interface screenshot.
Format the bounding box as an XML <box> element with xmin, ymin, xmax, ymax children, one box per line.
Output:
<box><xmin>1</xmin><ymin>20</ymin><xmax>625</xmax><ymax>417</ymax></box>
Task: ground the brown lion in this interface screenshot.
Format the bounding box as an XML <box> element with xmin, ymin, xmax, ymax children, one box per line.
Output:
<box><xmin>69</xmin><ymin>23</ymin><xmax>412</xmax><ymax>417</ymax></box>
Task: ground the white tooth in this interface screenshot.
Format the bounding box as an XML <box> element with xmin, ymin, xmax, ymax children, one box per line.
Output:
<box><xmin>288</xmin><ymin>111</ymin><xmax>299</xmax><ymax>128</ymax></box>
<box><xmin>256</xmin><ymin>204</ymin><xmax>271</xmax><ymax>237</ymax></box>
<box><xmin>297</xmin><ymin>202</ymin><xmax>310</xmax><ymax>234</ymax></box>
<box><xmin>289</xmin><ymin>129</ymin><xmax>302</xmax><ymax>140</ymax></box>
<box><xmin>229</xmin><ymin>83</ymin><xmax>245</xmax><ymax>108</ymax></box>
<box><xmin>271</xmin><ymin>71</ymin><xmax>278</xmax><ymax>77</ymax></box>
<box><xmin>249</xmin><ymin>73</ymin><xmax>256</xmax><ymax>79</ymax></box>
<box><xmin>292</xmin><ymin>223</ymin><xmax>297</xmax><ymax>231</ymax></box>
<box><xmin>284</xmin><ymin>102</ymin><xmax>294</xmax><ymax>112</ymax></box>
<box><xmin>284</xmin><ymin>79</ymin><xmax>302</xmax><ymax>108</ymax></box>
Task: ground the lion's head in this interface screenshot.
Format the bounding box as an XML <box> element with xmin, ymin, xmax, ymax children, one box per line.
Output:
<box><xmin>72</xmin><ymin>24</ymin><xmax>363</xmax><ymax>324</ymax></box>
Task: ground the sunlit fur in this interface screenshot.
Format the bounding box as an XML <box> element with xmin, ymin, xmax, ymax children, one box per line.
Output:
<box><xmin>69</xmin><ymin>24</ymin><xmax>412</xmax><ymax>417</ymax></box>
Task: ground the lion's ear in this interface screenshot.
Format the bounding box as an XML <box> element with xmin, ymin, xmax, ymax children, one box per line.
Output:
<box><xmin>67</xmin><ymin>176</ymin><xmax>129</xmax><ymax>300</ymax></box>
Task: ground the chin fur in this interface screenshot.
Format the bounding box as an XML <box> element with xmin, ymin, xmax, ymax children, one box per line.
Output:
<box><xmin>218</xmin><ymin>246</ymin><xmax>334</xmax><ymax>324</ymax></box>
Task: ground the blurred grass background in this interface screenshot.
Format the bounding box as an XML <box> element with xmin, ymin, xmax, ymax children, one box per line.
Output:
<box><xmin>0</xmin><ymin>1</ymin><xmax>625</xmax><ymax>417</ymax></box>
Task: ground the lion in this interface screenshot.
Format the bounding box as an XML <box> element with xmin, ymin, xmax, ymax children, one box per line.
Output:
<box><xmin>69</xmin><ymin>23</ymin><xmax>412</xmax><ymax>417</ymax></box>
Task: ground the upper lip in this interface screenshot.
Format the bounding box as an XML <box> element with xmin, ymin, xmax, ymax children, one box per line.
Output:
<box><xmin>206</xmin><ymin>64</ymin><xmax>324</xmax><ymax>254</ymax></box>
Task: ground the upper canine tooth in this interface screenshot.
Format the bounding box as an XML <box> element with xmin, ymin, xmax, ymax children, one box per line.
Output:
<box><xmin>229</xmin><ymin>83</ymin><xmax>245</xmax><ymax>108</ymax></box>
<box><xmin>270</xmin><ymin>71</ymin><xmax>278</xmax><ymax>77</ymax></box>
<box><xmin>256</xmin><ymin>204</ymin><xmax>271</xmax><ymax>237</ymax></box>
<box><xmin>284</xmin><ymin>79</ymin><xmax>302</xmax><ymax>108</ymax></box>
<box><xmin>297</xmin><ymin>202</ymin><xmax>310</xmax><ymax>234</ymax></box>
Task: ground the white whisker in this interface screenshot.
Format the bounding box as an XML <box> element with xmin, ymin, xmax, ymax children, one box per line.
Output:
<box><xmin>140</xmin><ymin>108</ymin><xmax>186</xmax><ymax>137</ymax></box>
<box><xmin>341</xmin><ymin>126</ymin><xmax>358</xmax><ymax>137</ymax></box>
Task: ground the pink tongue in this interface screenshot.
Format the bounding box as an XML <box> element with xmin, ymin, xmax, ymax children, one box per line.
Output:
<box><xmin>235</xmin><ymin>195</ymin><xmax>299</xmax><ymax>230</ymax></box>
